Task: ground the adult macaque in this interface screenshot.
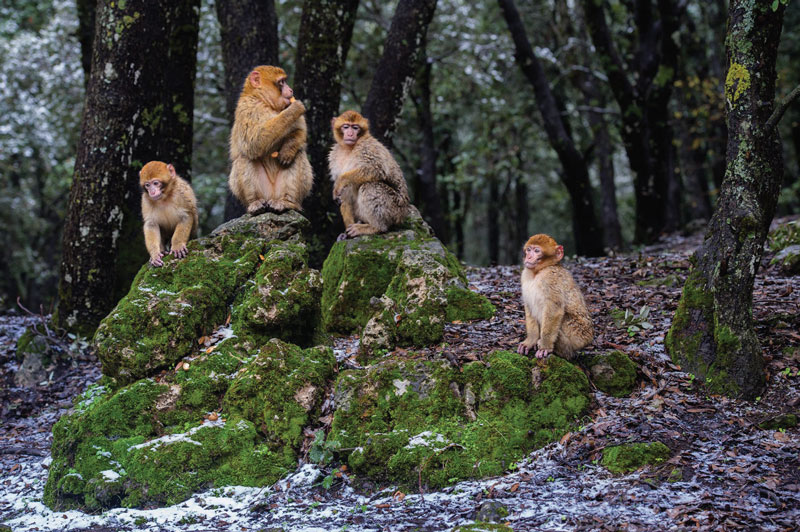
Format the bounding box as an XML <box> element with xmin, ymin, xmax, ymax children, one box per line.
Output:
<box><xmin>329</xmin><ymin>110</ymin><xmax>409</xmax><ymax>239</ymax></box>
<box><xmin>140</xmin><ymin>161</ymin><xmax>199</xmax><ymax>267</ymax></box>
<box><xmin>518</xmin><ymin>234</ymin><xmax>593</xmax><ymax>359</ymax></box>
<box><xmin>228</xmin><ymin>65</ymin><xmax>313</xmax><ymax>213</ymax></box>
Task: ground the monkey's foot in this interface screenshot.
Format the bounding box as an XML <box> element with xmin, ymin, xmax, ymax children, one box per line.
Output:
<box><xmin>246</xmin><ymin>200</ymin><xmax>270</xmax><ymax>215</ymax></box>
<box><xmin>345</xmin><ymin>223</ymin><xmax>381</xmax><ymax>237</ymax></box>
<box><xmin>336</xmin><ymin>232</ymin><xmax>350</xmax><ymax>241</ymax></box>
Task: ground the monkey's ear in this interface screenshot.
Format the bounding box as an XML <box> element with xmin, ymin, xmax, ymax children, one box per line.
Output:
<box><xmin>331</xmin><ymin>117</ymin><xmax>337</xmax><ymax>129</ymax></box>
<box><xmin>167</xmin><ymin>164</ymin><xmax>177</xmax><ymax>177</ymax></box>
<box><xmin>249</xmin><ymin>70</ymin><xmax>262</xmax><ymax>88</ymax></box>
<box><xmin>555</xmin><ymin>245</ymin><xmax>564</xmax><ymax>261</ymax></box>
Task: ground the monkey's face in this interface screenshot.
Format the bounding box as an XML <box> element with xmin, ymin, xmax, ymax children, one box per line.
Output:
<box><xmin>340</xmin><ymin>123</ymin><xmax>360</xmax><ymax>146</ymax></box>
<box><xmin>276</xmin><ymin>77</ymin><xmax>294</xmax><ymax>108</ymax></box>
<box><xmin>142</xmin><ymin>180</ymin><xmax>165</xmax><ymax>201</ymax></box>
<box><xmin>524</xmin><ymin>245</ymin><xmax>544</xmax><ymax>269</ymax></box>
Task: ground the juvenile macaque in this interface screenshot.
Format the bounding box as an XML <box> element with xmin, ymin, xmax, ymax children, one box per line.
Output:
<box><xmin>140</xmin><ymin>161</ymin><xmax>199</xmax><ymax>267</ymax></box>
<box><xmin>329</xmin><ymin>110</ymin><xmax>409</xmax><ymax>239</ymax></box>
<box><xmin>228</xmin><ymin>65</ymin><xmax>313</xmax><ymax>213</ymax></box>
<box><xmin>518</xmin><ymin>234</ymin><xmax>593</xmax><ymax>359</ymax></box>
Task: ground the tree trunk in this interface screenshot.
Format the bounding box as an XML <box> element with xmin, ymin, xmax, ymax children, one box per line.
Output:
<box><xmin>294</xmin><ymin>0</ymin><xmax>360</xmax><ymax>266</ymax></box>
<box><xmin>362</xmin><ymin>0</ymin><xmax>438</xmax><ymax>146</ymax></box>
<box><xmin>55</xmin><ymin>0</ymin><xmax>200</xmax><ymax>335</ymax></box>
<box><xmin>488</xmin><ymin>175</ymin><xmax>499</xmax><ymax>265</ymax></box>
<box><xmin>76</xmin><ymin>0</ymin><xmax>96</xmax><ymax>86</ymax></box>
<box><xmin>498</xmin><ymin>0</ymin><xmax>603</xmax><ymax>257</ymax></box>
<box><xmin>582</xmin><ymin>0</ymin><xmax>685</xmax><ymax>244</ymax></box>
<box><xmin>217</xmin><ymin>0</ymin><xmax>279</xmax><ymax>221</ymax></box>
<box><xmin>666</xmin><ymin>0</ymin><xmax>785</xmax><ymax>400</ymax></box>
<box><xmin>412</xmin><ymin>53</ymin><xmax>447</xmax><ymax>240</ymax></box>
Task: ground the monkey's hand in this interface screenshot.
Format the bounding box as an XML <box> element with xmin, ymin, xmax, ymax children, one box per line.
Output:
<box><xmin>517</xmin><ymin>339</ymin><xmax>536</xmax><ymax>355</ymax></box>
<box><xmin>247</xmin><ymin>200</ymin><xmax>269</xmax><ymax>215</ymax></box>
<box><xmin>277</xmin><ymin>144</ymin><xmax>298</xmax><ymax>166</ymax></box>
<box><xmin>535</xmin><ymin>340</ymin><xmax>553</xmax><ymax>359</ymax></box>
<box><xmin>287</xmin><ymin>99</ymin><xmax>306</xmax><ymax>114</ymax></box>
<box><xmin>170</xmin><ymin>244</ymin><xmax>188</xmax><ymax>259</ymax></box>
<box><xmin>149</xmin><ymin>252</ymin><xmax>165</xmax><ymax>268</ymax></box>
<box><xmin>333</xmin><ymin>179</ymin><xmax>348</xmax><ymax>201</ymax></box>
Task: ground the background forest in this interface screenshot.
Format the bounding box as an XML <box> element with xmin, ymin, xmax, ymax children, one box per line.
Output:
<box><xmin>1</xmin><ymin>0</ymin><xmax>799</xmax><ymax>313</ymax></box>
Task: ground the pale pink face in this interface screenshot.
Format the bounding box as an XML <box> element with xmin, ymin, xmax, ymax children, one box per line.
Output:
<box><xmin>277</xmin><ymin>77</ymin><xmax>293</xmax><ymax>108</ymax></box>
<box><xmin>524</xmin><ymin>245</ymin><xmax>543</xmax><ymax>269</ymax></box>
<box><xmin>143</xmin><ymin>181</ymin><xmax>164</xmax><ymax>200</ymax></box>
<box><xmin>341</xmin><ymin>123</ymin><xmax>360</xmax><ymax>145</ymax></box>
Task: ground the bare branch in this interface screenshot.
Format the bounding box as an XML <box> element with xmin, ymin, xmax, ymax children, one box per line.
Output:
<box><xmin>766</xmin><ymin>83</ymin><xmax>800</xmax><ymax>131</ymax></box>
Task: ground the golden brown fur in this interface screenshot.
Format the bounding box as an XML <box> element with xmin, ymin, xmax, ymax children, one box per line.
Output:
<box><xmin>518</xmin><ymin>234</ymin><xmax>593</xmax><ymax>359</ymax></box>
<box><xmin>140</xmin><ymin>161</ymin><xmax>199</xmax><ymax>267</ymax></box>
<box><xmin>228</xmin><ymin>65</ymin><xmax>313</xmax><ymax>213</ymax></box>
<box><xmin>329</xmin><ymin>110</ymin><xmax>409</xmax><ymax>238</ymax></box>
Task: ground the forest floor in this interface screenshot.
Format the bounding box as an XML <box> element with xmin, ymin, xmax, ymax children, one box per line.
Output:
<box><xmin>1</xmin><ymin>229</ymin><xmax>799</xmax><ymax>531</ymax></box>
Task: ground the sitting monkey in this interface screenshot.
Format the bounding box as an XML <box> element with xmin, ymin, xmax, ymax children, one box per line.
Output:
<box><xmin>518</xmin><ymin>234</ymin><xmax>593</xmax><ymax>359</ymax></box>
<box><xmin>228</xmin><ymin>65</ymin><xmax>313</xmax><ymax>213</ymax></box>
<box><xmin>329</xmin><ymin>110</ymin><xmax>409</xmax><ymax>239</ymax></box>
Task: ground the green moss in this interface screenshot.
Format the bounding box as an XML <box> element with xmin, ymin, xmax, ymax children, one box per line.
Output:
<box><xmin>588</xmin><ymin>351</ymin><xmax>637</xmax><ymax>397</ymax></box>
<box><xmin>757</xmin><ymin>414</ymin><xmax>798</xmax><ymax>430</ymax></box>
<box><xmin>329</xmin><ymin>352</ymin><xmax>591</xmax><ymax>490</ymax></box>
<box><xmin>94</xmin><ymin>234</ymin><xmax>264</xmax><ymax>386</ymax></box>
<box><xmin>602</xmin><ymin>442</ymin><xmax>670</xmax><ymax>474</ymax></box>
<box><xmin>665</xmin><ymin>270</ymin><xmax>712</xmax><ymax>369</ymax></box>
<box><xmin>231</xmin><ymin>240</ymin><xmax>322</xmax><ymax>346</ymax></box>
<box><xmin>446</xmin><ymin>287</ymin><xmax>495</xmax><ymax>322</ymax></box>
<box><xmin>223</xmin><ymin>340</ymin><xmax>336</xmax><ymax>451</ymax></box>
<box><xmin>725</xmin><ymin>63</ymin><xmax>751</xmax><ymax>103</ymax></box>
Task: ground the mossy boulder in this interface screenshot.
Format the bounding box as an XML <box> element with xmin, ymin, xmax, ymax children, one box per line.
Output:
<box><xmin>601</xmin><ymin>441</ymin><xmax>671</xmax><ymax>474</ymax></box>
<box><xmin>768</xmin><ymin>220</ymin><xmax>800</xmax><ymax>274</ymax></box>
<box><xmin>47</xmin><ymin>212</ymin><xmax>330</xmax><ymax>511</ymax></box>
<box><xmin>44</xmin><ymin>340</ymin><xmax>335</xmax><ymax>511</ymax></box>
<box><xmin>588</xmin><ymin>350</ymin><xmax>638</xmax><ymax>397</ymax></box>
<box><xmin>321</xmin><ymin>208</ymin><xmax>494</xmax><ymax>357</ymax></box>
<box><xmin>328</xmin><ymin>351</ymin><xmax>591</xmax><ymax>490</ymax></box>
<box><xmin>93</xmin><ymin>211</ymin><xmax>318</xmax><ymax>386</ymax></box>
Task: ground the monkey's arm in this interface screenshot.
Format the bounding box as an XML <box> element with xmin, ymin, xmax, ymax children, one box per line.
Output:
<box><xmin>277</xmin><ymin>126</ymin><xmax>307</xmax><ymax>166</ymax></box>
<box><xmin>537</xmin><ymin>299</ymin><xmax>565</xmax><ymax>354</ymax></box>
<box><xmin>234</xmin><ymin>100</ymin><xmax>306</xmax><ymax>160</ymax></box>
<box><xmin>143</xmin><ymin>220</ymin><xmax>165</xmax><ymax>267</ymax></box>
<box><xmin>170</xmin><ymin>215</ymin><xmax>193</xmax><ymax>259</ymax></box>
<box><xmin>333</xmin><ymin>167</ymin><xmax>376</xmax><ymax>199</ymax></box>
<box><xmin>517</xmin><ymin>306</ymin><xmax>540</xmax><ymax>355</ymax></box>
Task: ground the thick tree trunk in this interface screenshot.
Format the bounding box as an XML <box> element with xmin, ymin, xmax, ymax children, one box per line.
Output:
<box><xmin>666</xmin><ymin>1</ymin><xmax>785</xmax><ymax>400</ymax></box>
<box><xmin>498</xmin><ymin>0</ymin><xmax>603</xmax><ymax>257</ymax></box>
<box><xmin>216</xmin><ymin>0</ymin><xmax>279</xmax><ymax>221</ymax></box>
<box><xmin>55</xmin><ymin>0</ymin><xmax>200</xmax><ymax>335</ymax></box>
<box><xmin>294</xmin><ymin>0</ymin><xmax>360</xmax><ymax>266</ymax></box>
<box><xmin>362</xmin><ymin>0</ymin><xmax>438</xmax><ymax>146</ymax></box>
<box><xmin>76</xmin><ymin>0</ymin><xmax>96</xmax><ymax>86</ymax></box>
<box><xmin>413</xmin><ymin>54</ymin><xmax>447</xmax><ymax>240</ymax></box>
<box><xmin>582</xmin><ymin>0</ymin><xmax>684</xmax><ymax>244</ymax></box>
<box><xmin>488</xmin><ymin>176</ymin><xmax>499</xmax><ymax>265</ymax></box>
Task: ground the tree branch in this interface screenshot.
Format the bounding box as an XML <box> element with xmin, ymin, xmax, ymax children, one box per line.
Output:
<box><xmin>766</xmin><ymin>83</ymin><xmax>800</xmax><ymax>131</ymax></box>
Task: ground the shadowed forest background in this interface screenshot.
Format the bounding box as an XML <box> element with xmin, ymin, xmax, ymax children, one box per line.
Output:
<box><xmin>1</xmin><ymin>0</ymin><xmax>798</xmax><ymax>312</ymax></box>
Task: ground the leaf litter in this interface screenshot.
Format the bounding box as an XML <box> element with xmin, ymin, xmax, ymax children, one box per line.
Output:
<box><xmin>1</xmin><ymin>231</ymin><xmax>799</xmax><ymax>531</ymax></box>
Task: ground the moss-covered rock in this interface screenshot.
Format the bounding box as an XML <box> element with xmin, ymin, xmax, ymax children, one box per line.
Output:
<box><xmin>47</xmin><ymin>212</ymin><xmax>331</xmax><ymax>511</ymax></box>
<box><xmin>45</xmin><ymin>340</ymin><xmax>335</xmax><ymax>511</ymax></box>
<box><xmin>588</xmin><ymin>351</ymin><xmax>638</xmax><ymax>397</ymax></box>
<box><xmin>770</xmin><ymin>245</ymin><xmax>800</xmax><ymax>275</ymax></box>
<box><xmin>321</xmin><ymin>208</ymin><xmax>494</xmax><ymax>357</ymax></box>
<box><xmin>93</xmin><ymin>211</ymin><xmax>316</xmax><ymax>387</ymax></box>
<box><xmin>757</xmin><ymin>414</ymin><xmax>798</xmax><ymax>430</ymax></box>
<box><xmin>601</xmin><ymin>441</ymin><xmax>671</xmax><ymax>474</ymax></box>
<box><xmin>328</xmin><ymin>351</ymin><xmax>591</xmax><ymax>490</ymax></box>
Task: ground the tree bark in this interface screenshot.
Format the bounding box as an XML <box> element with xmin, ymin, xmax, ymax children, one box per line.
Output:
<box><xmin>412</xmin><ymin>53</ymin><xmax>447</xmax><ymax>240</ymax></box>
<box><xmin>498</xmin><ymin>0</ymin><xmax>603</xmax><ymax>257</ymax></box>
<box><xmin>76</xmin><ymin>0</ymin><xmax>96</xmax><ymax>86</ymax></box>
<box><xmin>55</xmin><ymin>0</ymin><xmax>201</xmax><ymax>335</ymax></box>
<box><xmin>666</xmin><ymin>0</ymin><xmax>785</xmax><ymax>400</ymax></box>
<box><xmin>217</xmin><ymin>0</ymin><xmax>279</xmax><ymax>221</ymax></box>
<box><xmin>362</xmin><ymin>0</ymin><xmax>438</xmax><ymax>146</ymax></box>
<box><xmin>293</xmin><ymin>0</ymin><xmax>360</xmax><ymax>266</ymax></box>
<box><xmin>582</xmin><ymin>0</ymin><xmax>685</xmax><ymax>244</ymax></box>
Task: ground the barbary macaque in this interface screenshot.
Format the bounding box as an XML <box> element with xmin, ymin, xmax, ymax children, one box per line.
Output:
<box><xmin>228</xmin><ymin>65</ymin><xmax>313</xmax><ymax>213</ymax></box>
<box><xmin>518</xmin><ymin>234</ymin><xmax>593</xmax><ymax>359</ymax></box>
<box><xmin>329</xmin><ymin>110</ymin><xmax>409</xmax><ymax>239</ymax></box>
<box><xmin>140</xmin><ymin>161</ymin><xmax>199</xmax><ymax>267</ymax></box>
